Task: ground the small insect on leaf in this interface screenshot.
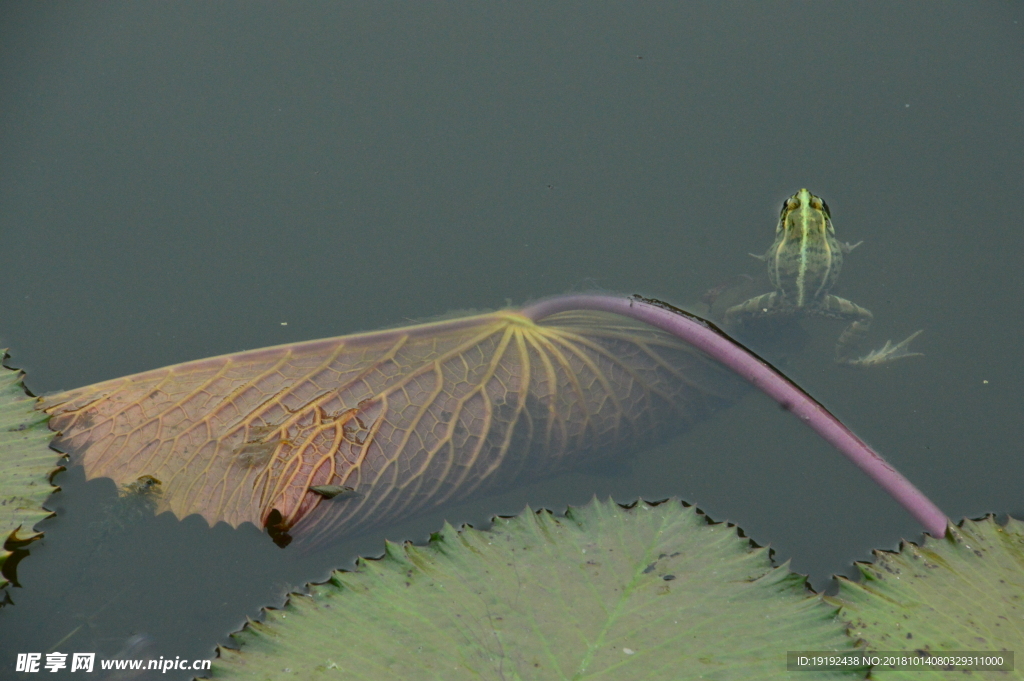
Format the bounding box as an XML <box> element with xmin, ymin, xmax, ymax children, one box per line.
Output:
<box><xmin>104</xmin><ymin>475</ymin><xmax>164</xmax><ymax>529</ymax></box>
<box><xmin>309</xmin><ymin>485</ymin><xmax>361</xmax><ymax>500</ymax></box>
<box><xmin>119</xmin><ymin>474</ymin><xmax>162</xmax><ymax>498</ymax></box>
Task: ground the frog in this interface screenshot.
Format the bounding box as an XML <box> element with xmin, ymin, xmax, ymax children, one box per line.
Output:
<box><xmin>723</xmin><ymin>188</ymin><xmax>921</xmax><ymax>366</ymax></box>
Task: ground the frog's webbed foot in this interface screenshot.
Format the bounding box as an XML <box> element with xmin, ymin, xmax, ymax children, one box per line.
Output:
<box><xmin>824</xmin><ymin>295</ymin><xmax>922</xmax><ymax>367</ymax></box>
<box><xmin>842</xmin><ymin>330</ymin><xmax>924</xmax><ymax>367</ymax></box>
<box><xmin>841</xmin><ymin>240</ymin><xmax>863</xmax><ymax>254</ymax></box>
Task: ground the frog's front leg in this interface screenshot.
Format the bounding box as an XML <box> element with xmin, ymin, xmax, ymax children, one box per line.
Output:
<box><xmin>821</xmin><ymin>295</ymin><xmax>923</xmax><ymax>366</ymax></box>
<box><xmin>723</xmin><ymin>291</ymin><xmax>783</xmax><ymax>328</ymax></box>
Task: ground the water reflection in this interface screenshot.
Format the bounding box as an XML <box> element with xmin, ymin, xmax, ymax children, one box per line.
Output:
<box><xmin>101</xmin><ymin>633</ymin><xmax>154</xmax><ymax>681</ymax></box>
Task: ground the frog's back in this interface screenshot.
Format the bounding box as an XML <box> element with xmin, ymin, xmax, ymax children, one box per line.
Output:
<box><xmin>765</xmin><ymin>196</ymin><xmax>845</xmax><ymax>307</ymax></box>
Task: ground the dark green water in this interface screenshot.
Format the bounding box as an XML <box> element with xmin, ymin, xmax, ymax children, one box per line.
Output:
<box><xmin>1</xmin><ymin>3</ymin><xmax>1022</xmax><ymax>677</ymax></box>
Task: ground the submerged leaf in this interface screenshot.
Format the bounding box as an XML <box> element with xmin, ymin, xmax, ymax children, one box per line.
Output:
<box><xmin>831</xmin><ymin>515</ymin><xmax>1024</xmax><ymax>678</ymax></box>
<box><xmin>40</xmin><ymin>310</ymin><xmax>744</xmax><ymax>544</ymax></box>
<box><xmin>0</xmin><ymin>353</ymin><xmax>59</xmax><ymax>592</ymax></box>
<box><xmin>211</xmin><ymin>498</ymin><xmax>857</xmax><ymax>680</ymax></box>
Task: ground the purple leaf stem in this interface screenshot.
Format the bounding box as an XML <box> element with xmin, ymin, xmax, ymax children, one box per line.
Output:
<box><xmin>520</xmin><ymin>293</ymin><xmax>948</xmax><ymax>537</ymax></box>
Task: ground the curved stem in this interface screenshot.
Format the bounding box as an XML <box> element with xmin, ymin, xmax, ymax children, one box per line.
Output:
<box><xmin>520</xmin><ymin>293</ymin><xmax>948</xmax><ymax>537</ymax></box>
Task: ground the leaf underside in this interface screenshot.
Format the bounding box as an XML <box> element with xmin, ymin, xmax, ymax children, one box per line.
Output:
<box><xmin>212</xmin><ymin>497</ymin><xmax>858</xmax><ymax>680</ymax></box>
<box><xmin>0</xmin><ymin>353</ymin><xmax>59</xmax><ymax>592</ymax></box>
<box><xmin>40</xmin><ymin>310</ymin><xmax>744</xmax><ymax>544</ymax></box>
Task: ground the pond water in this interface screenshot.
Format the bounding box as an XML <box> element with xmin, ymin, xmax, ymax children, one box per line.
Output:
<box><xmin>1</xmin><ymin>3</ymin><xmax>1022</xmax><ymax>678</ymax></box>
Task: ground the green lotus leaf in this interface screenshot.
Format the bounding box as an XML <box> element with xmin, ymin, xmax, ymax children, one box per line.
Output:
<box><xmin>831</xmin><ymin>515</ymin><xmax>1024</xmax><ymax>679</ymax></box>
<box><xmin>211</xmin><ymin>497</ymin><xmax>859</xmax><ymax>680</ymax></box>
<box><xmin>0</xmin><ymin>353</ymin><xmax>59</xmax><ymax>593</ymax></box>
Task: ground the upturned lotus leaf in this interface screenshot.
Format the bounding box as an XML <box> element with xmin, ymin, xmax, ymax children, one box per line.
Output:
<box><xmin>41</xmin><ymin>311</ymin><xmax>744</xmax><ymax>545</ymax></box>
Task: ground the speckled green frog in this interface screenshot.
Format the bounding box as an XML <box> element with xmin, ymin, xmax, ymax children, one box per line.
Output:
<box><xmin>724</xmin><ymin>188</ymin><xmax>921</xmax><ymax>366</ymax></box>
